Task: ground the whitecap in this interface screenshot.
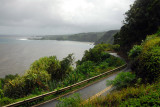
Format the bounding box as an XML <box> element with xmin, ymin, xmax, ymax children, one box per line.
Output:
<box><xmin>19</xmin><ymin>38</ymin><xmax>28</xmax><ymax>40</ymax></box>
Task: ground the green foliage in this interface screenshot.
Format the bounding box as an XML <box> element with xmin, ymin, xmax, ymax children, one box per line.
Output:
<box><xmin>105</xmin><ymin>56</ymin><xmax>125</xmax><ymax>67</ymax></box>
<box><xmin>107</xmin><ymin>72</ymin><xmax>136</xmax><ymax>88</ymax></box>
<box><xmin>121</xmin><ymin>83</ymin><xmax>160</xmax><ymax>106</ymax></box>
<box><xmin>136</xmin><ymin>46</ymin><xmax>160</xmax><ymax>82</ymax></box>
<box><xmin>60</xmin><ymin>54</ymin><xmax>74</xmax><ymax>76</ymax></box>
<box><xmin>111</xmin><ymin>44</ymin><xmax>120</xmax><ymax>51</ymax></box>
<box><xmin>128</xmin><ymin>45</ymin><xmax>142</xmax><ymax>59</ymax></box>
<box><xmin>114</xmin><ymin>0</ymin><xmax>160</xmax><ymax>53</ymax></box>
<box><xmin>30</xmin><ymin>56</ymin><xmax>62</xmax><ymax>80</ymax></box>
<box><xmin>76</xmin><ymin>61</ymin><xmax>96</xmax><ymax>78</ymax></box>
<box><xmin>131</xmin><ymin>33</ymin><xmax>160</xmax><ymax>83</ymax></box>
<box><xmin>0</xmin><ymin>89</ymin><xmax>4</xmax><ymax>98</ymax></box>
<box><xmin>77</xmin><ymin>44</ymin><xmax>111</xmax><ymax>65</ymax></box>
<box><xmin>97</xmin><ymin>61</ymin><xmax>109</xmax><ymax>70</ymax></box>
<box><xmin>0</xmin><ymin>80</ymin><xmax>2</xmax><ymax>89</ymax></box>
<box><xmin>56</xmin><ymin>93</ymin><xmax>82</xmax><ymax>107</ymax></box>
<box><xmin>0</xmin><ymin>97</ymin><xmax>14</xmax><ymax>106</ymax></box>
<box><xmin>0</xmin><ymin>74</ymin><xmax>19</xmax><ymax>88</ymax></box>
<box><xmin>83</xmin><ymin>82</ymin><xmax>160</xmax><ymax>107</ymax></box>
<box><xmin>3</xmin><ymin>77</ymin><xmax>26</xmax><ymax>98</ymax></box>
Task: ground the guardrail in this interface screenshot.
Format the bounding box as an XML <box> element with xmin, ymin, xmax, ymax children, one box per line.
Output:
<box><xmin>4</xmin><ymin>64</ymin><xmax>127</xmax><ymax>107</ymax></box>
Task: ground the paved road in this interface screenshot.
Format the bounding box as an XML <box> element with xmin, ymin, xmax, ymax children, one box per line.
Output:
<box><xmin>39</xmin><ymin>53</ymin><xmax>130</xmax><ymax>107</ymax></box>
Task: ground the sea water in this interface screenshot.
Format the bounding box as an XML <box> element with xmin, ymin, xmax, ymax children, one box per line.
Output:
<box><xmin>0</xmin><ymin>36</ymin><xmax>93</xmax><ymax>78</ymax></box>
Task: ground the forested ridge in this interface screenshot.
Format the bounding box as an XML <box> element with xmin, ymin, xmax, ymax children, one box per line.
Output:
<box><xmin>114</xmin><ymin>0</ymin><xmax>160</xmax><ymax>53</ymax></box>
<box><xmin>31</xmin><ymin>30</ymin><xmax>118</xmax><ymax>44</ymax></box>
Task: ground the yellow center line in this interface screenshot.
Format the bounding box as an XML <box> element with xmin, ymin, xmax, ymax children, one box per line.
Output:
<box><xmin>82</xmin><ymin>85</ymin><xmax>112</xmax><ymax>105</ymax></box>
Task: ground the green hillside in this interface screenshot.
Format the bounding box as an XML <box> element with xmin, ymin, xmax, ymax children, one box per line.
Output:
<box><xmin>31</xmin><ymin>30</ymin><xmax>118</xmax><ymax>44</ymax></box>
<box><xmin>94</xmin><ymin>30</ymin><xmax>119</xmax><ymax>45</ymax></box>
<box><xmin>39</xmin><ymin>32</ymin><xmax>106</xmax><ymax>42</ymax></box>
<box><xmin>114</xmin><ymin>0</ymin><xmax>160</xmax><ymax>53</ymax></box>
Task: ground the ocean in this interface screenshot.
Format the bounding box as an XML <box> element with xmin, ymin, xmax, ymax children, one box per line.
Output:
<box><xmin>0</xmin><ymin>36</ymin><xmax>93</xmax><ymax>78</ymax></box>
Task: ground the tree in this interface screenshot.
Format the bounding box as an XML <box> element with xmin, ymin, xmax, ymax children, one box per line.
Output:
<box><xmin>114</xmin><ymin>0</ymin><xmax>160</xmax><ymax>53</ymax></box>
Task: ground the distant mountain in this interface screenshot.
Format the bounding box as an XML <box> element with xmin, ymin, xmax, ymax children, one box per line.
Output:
<box><xmin>30</xmin><ymin>30</ymin><xmax>119</xmax><ymax>44</ymax></box>
<box><xmin>32</xmin><ymin>32</ymin><xmax>106</xmax><ymax>42</ymax></box>
<box><xmin>94</xmin><ymin>30</ymin><xmax>119</xmax><ymax>45</ymax></box>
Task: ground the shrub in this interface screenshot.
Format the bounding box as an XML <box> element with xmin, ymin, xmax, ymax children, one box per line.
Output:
<box><xmin>56</xmin><ymin>93</ymin><xmax>82</xmax><ymax>107</ymax></box>
<box><xmin>0</xmin><ymin>74</ymin><xmax>19</xmax><ymax>88</ymax></box>
<box><xmin>136</xmin><ymin>46</ymin><xmax>160</xmax><ymax>82</ymax></box>
<box><xmin>76</xmin><ymin>44</ymin><xmax>110</xmax><ymax>65</ymax></box>
<box><xmin>107</xmin><ymin>72</ymin><xmax>136</xmax><ymax>88</ymax></box>
<box><xmin>97</xmin><ymin>62</ymin><xmax>109</xmax><ymax>70</ymax></box>
<box><xmin>3</xmin><ymin>77</ymin><xmax>26</xmax><ymax>98</ymax></box>
<box><xmin>84</xmin><ymin>82</ymin><xmax>160</xmax><ymax>107</ymax></box>
<box><xmin>0</xmin><ymin>97</ymin><xmax>14</xmax><ymax>106</ymax></box>
<box><xmin>24</xmin><ymin>70</ymin><xmax>51</xmax><ymax>93</ymax></box>
<box><xmin>131</xmin><ymin>34</ymin><xmax>160</xmax><ymax>83</ymax></box>
<box><xmin>60</xmin><ymin>53</ymin><xmax>74</xmax><ymax>75</ymax></box>
<box><xmin>0</xmin><ymin>80</ymin><xmax>2</xmax><ymax>89</ymax></box>
<box><xmin>75</xmin><ymin>61</ymin><xmax>96</xmax><ymax>78</ymax></box>
<box><xmin>30</xmin><ymin>56</ymin><xmax>62</xmax><ymax>80</ymax></box>
<box><xmin>0</xmin><ymin>89</ymin><xmax>4</xmax><ymax>98</ymax></box>
<box><xmin>121</xmin><ymin>83</ymin><xmax>160</xmax><ymax>106</ymax></box>
<box><xmin>105</xmin><ymin>56</ymin><xmax>125</xmax><ymax>67</ymax></box>
<box><xmin>128</xmin><ymin>45</ymin><xmax>142</xmax><ymax>59</ymax></box>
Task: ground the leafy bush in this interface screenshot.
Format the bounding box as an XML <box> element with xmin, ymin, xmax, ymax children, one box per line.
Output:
<box><xmin>0</xmin><ymin>89</ymin><xmax>4</xmax><ymax>98</ymax></box>
<box><xmin>105</xmin><ymin>56</ymin><xmax>125</xmax><ymax>67</ymax></box>
<box><xmin>56</xmin><ymin>93</ymin><xmax>82</xmax><ymax>107</ymax></box>
<box><xmin>131</xmin><ymin>34</ymin><xmax>160</xmax><ymax>83</ymax></box>
<box><xmin>121</xmin><ymin>83</ymin><xmax>160</xmax><ymax>106</ymax></box>
<box><xmin>0</xmin><ymin>80</ymin><xmax>2</xmax><ymax>89</ymax></box>
<box><xmin>24</xmin><ymin>70</ymin><xmax>51</xmax><ymax>93</ymax></box>
<box><xmin>0</xmin><ymin>97</ymin><xmax>14</xmax><ymax>106</ymax></box>
<box><xmin>97</xmin><ymin>62</ymin><xmax>109</xmax><ymax>70</ymax></box>
<box><xmin>128</xmin><ymin>45</ymin><xmax>142</xmax><ymax>59</ymax></box>
<box><xmin>30</xmin><ymin>56</ymin><xmax>62</xmax><ymax>80</ymax></box>
<box><xmin>60</xmin><ymin>54</ymin><xmax>74</xmax><ymax>78</ymax></box>
<box><xmin>136</xmin><ymin>46</ymin><xmax>160</xmax><ymax>82</ymax></box>
<box><xmin>107</xmin><ymin>72</ymin><xmax>136</xmax><ymax>88</ymax></box>
<box><xmin>3</xmin><ymin>77</ymin><xmax>26</xmax><ymax>98</ymax></box>
<box><xmin>76</xmin><ymin>44</ymin><xmax>110</xmax><ymax>65</ymax></box>
<box><xmin>0</xmin><ymin>74</ymin><xmax>19</xmax><ymax>88</ymax></box>
<box><xmin>75</xmin><ymin>61</ymin><xmax>96</xmax><ymax>78</ymax></box>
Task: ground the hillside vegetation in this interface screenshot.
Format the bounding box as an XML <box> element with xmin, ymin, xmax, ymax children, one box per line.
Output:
<box><xmin>114</xmin><ymin>0</ymin><xmax>160</xmax><ymax>53</ymax></box>
<box><xmin>56</xmin><ymin>30</ymin><xmax>160</xmax><ymax>107</ymax></box>
<box><xmin>95</xmin><ymin>30</ymin><xmax>118</xmax><ymax>45</ymax></box>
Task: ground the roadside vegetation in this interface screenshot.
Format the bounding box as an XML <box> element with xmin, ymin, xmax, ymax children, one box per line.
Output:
<box><xmin>56</xmin><ymin>0</ymin><xmax>160</xmax><ymax>106</ymax></box>
<box><xmin>0</xmin><ymin>43</ymin><xmax>125</xmax><ymax>106</ymax></box>
<box><xmin>56</xmin><ymin>30</ymin><xmax>160</xmax><ymax>107</ymax></box>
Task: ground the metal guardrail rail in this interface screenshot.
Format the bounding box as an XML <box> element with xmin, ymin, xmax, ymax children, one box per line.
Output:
<box><xmin>4</xmin><ymin>64</ymin><xmax>127</xmax><ymax>107</ymax></box>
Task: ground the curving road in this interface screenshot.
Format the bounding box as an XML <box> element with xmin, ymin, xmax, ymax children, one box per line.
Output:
<box><xmin>38</xmin><ymin>53</ymin><xmax>130</xmax><ymax>107</ymax></box>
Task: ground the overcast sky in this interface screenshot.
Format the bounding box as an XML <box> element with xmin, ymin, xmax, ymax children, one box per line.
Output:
<box><xmin>0</xmin><ymin>0</ymin><xmax>135</xmax><ymax>35</ymax></box>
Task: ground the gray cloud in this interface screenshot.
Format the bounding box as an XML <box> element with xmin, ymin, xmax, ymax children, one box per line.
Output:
<box><xmin>0</xmin><ymin>0</ymin><xmax>135</xmax><ymax>35</ymax></box>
